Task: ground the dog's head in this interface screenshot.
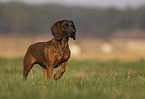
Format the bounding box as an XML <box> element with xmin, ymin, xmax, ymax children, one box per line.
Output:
<box><xmin>51</xmin><ymin>20</ymin><xmax>76</xmax><ymax>40</ymax></box>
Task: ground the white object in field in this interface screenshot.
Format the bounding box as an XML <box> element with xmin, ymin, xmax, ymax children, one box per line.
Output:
<box><xmin>100</xmin><ymin>43</ymin><xmax>112</xmax><ymax>54</ymax></box>
<box><xmin>70</xmin><ymin>44</ymin><xmax>81</xmax><ymax>56</ymax></box>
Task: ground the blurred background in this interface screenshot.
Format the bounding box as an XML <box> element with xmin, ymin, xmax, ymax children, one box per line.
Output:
<box><xmin>0</xmin><ymin>0</ymin><xmax>145</xmax><ymax>60</ymax></box>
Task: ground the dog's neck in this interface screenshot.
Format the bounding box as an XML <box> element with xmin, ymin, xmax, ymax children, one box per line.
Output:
<box><xmin>52</xmin><ymin>36</ymin><xmax>68</xmax><ymax>47</ymax></box>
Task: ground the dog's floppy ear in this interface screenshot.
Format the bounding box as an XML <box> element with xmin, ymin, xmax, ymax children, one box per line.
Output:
<box><xmin>51</xmin><ymin>21</ymin><xmax>63</xmax><ymax>40</ymax></box>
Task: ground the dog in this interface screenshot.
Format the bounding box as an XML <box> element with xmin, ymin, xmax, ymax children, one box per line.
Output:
<box><xmin>23</xmin><ymin>20</ymin><xmax>76</xmax><ymax>80</ymax></box>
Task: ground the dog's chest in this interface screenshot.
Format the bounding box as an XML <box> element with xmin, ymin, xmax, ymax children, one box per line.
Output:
<box><xmin>47</xmin><ymin>42</ymin><xmax>70</xmax><ymax>66</ymax></box>
<box><xmin>53</xmin><ymin>44</ymin><xmax>69</xmax><ymax>60</ymax></box>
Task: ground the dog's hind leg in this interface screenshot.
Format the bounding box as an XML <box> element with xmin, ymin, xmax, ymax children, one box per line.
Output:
<box><xmin>39</xmin><ymin>64</ymin><xmax>48</xmax><ymax>79</ymax></box>
<box><xmin>42</xmin><ymin>68</ymin><xmax>48</xmax><ymax>79</ymax></box>
<box><xmin>23</xmin><ymin>53</ymin><xmax>36</xmax><ymax>80</ymax></box>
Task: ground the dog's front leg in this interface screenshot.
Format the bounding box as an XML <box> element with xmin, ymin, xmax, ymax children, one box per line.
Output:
<box><xmin>47</xmin><ymin>66</ymin><xmax>53</xmax><ymax>79</ymax></box>
<box><xmin>54</xmin><ymin>61</ymin><xmax>67</xmax><ymax>80</ymax></box>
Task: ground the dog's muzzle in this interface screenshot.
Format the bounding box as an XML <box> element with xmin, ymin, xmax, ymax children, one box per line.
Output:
<box><xmin>64</xmin><ymin>32</ymin><xmax>76</xmax><ymax>40</ymax></box>
<box><xmin>70</xmin><ymin>34</ymin><xmax>76</xmax><ymax>40</ymax></box>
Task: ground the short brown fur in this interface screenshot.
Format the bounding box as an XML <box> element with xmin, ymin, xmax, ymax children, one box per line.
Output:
<box><xmin>23</xmin><ymin>20</ymin><xmax>76</xmax><ymax>80</ymax></box>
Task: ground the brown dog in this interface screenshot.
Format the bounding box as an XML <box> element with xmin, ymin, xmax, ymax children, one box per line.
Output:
<box><xmin>23</xmin><ymin>20</ymin><xmax>76</xmax><ymax>80</ymax></box>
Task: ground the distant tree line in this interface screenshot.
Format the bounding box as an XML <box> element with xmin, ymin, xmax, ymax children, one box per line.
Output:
<box><xmin>0</xmin><ymin>2</ymin><xmax>145</xmax><ymax>38</ymax></box>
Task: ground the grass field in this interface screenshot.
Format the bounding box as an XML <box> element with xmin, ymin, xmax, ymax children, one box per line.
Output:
<box><xmin>0</xmin><ymin>58</ymin><xmax>145</xmax><ymax>99</ymax></box>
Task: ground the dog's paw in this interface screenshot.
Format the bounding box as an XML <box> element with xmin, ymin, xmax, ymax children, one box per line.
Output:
<box><xmin>54</xmin><ymin>74</ymin><xmax>60</xmax><ymax>80</ymax></box>
<box><xmin>54</xmin><ymin>74</ymin><xmax>58</xmax><ymax>80</ymax></box>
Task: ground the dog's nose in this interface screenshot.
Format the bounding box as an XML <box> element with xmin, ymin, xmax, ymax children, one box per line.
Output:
<box><xmin>70</xmin><ymin>32</ymin><xmax>75</xmax><ymax>35</ymax></box>
<box><xmin>70</xmin><ymin>29</ymin><xmax>75</xmax><ymax>34</ymax></box>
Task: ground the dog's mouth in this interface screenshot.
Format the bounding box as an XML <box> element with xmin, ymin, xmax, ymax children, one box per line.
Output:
<box><xmin>64</xmin><ymin>32</ymin><xmax>76</xmax><ymax>40</ymax></box>
<box><xmin>68</xmin><ymin>33</ymin><xmax>76</xmax><ymax>40</ymax></box>
<box><xmin>70</xmin><ymin>35</ymin><xmax>76</xmax><ymax>40</ymax></box>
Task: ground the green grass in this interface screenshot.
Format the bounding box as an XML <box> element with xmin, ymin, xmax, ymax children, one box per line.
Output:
<box><xmin>0</xmin><ymin>58</ymin><xmax>145</xmax><ymax>99</ymax></box>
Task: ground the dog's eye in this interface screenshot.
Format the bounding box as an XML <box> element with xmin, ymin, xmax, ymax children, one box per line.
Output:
<box><xmin>71</xmin><ymin>25</ymin><xmax>75</xmax><ymax>29</ymax></box>
<box><xmin>64</xmin><ymin>24</ymin><xmax>69</xmax><ymax>29</ymax></box>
